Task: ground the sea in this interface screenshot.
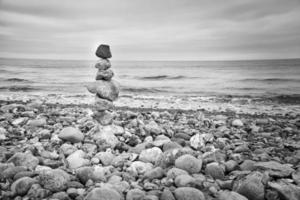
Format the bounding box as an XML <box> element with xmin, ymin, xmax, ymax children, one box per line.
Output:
<box><xmin>0</xmin><ymin>58</ymin><xmax>300</xmax><ymax>103</ymax></box>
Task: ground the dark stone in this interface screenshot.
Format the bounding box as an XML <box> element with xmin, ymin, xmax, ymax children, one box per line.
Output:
<box><xmin>95</xmin><ymin>44</ymin><xmax>112</xmax><ymax>59</ymax></box>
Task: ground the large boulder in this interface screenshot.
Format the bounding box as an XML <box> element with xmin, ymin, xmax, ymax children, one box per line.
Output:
<box><xmin>175</xmin><ymin>154</ymin><xmax>202</xmax><ymax>174</ymax></box>
<box><xmin>39</xmin><ymin>169</ymin><xmax>70</xmax><ymax>192</ymax></box>
<box><xmin>85</xmin><ymin>187</ymin><xmax>122</xmax><ymax>200</ymax></box>
<box><xmin>174</xmin><ymin>187</ymin><xmax>205</xmax><ymax>200</ymax></box>
<box><xmin>95</xmin><ymin>44</ymin><xmax>112</xmax><ymax>59</ymax></box>
<box><xmin>86</xmin><ymin>80</ymin><xmax>119</xmax><ymax>101</ymax></box>
<box><xmin>58</xmin><ymin>127</ymin><xmax>84</xmax><ymax>143</ymax></box>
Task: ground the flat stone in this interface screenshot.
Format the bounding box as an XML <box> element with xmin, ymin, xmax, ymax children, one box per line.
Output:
<box><xmin>87</xmin><ymin>80</ymin><xmax>119</xmax><ymax>101</ymax></box>
<box><xmin>175</xmin><ymin>154</ymin><xmax>202</xmax><ymax>174</ymax></box>
<box><xmin>11</xmin><ymin>177</ymin><xmax>36</xmax><ymax>196</ymax></box>
<box><xmin>139</xmin><ymin>147</ymin><xmax>163</xmax><ymax>164</ymax></box>
<box><xmin>167</xmin><ymin>167</ymin><xmax>189</xmax><ymax>179</ymax></box>
<box><xmin>217</xmin><ymin>190</ymin><xmax>248</xmax><ymax>200</ymax></box>
<box><xmin>152</xmin><ymin>135</ymin><xmax>171</xmax><ymax>147</ymax></box>
<box><xmin>268</xmin><ymin>180</ymin><xmax>300</xmax><ymax>200</ymax></box>
<box><xmin>95</xmin><ymin>58</ymin><xmax>111</xmax><ymax>70</ymax></box>
<box><xmin>7</xmin><ymin>152</ymin><xmax>39</xmax><ymax>169</ymax></box>
<box><xmin>233</xmin><ymin>171</ymin><xmax>265</xmax><ymax>200</ymax></box>
<box><xmin>95</xmin><ymin>44</ymin><xmax>112</xmax><ymax>59</ymax></box>
<box><xmin>93</xmin><ymin>96</ymin><xmax>114</xmax><ymax>111</ymax></box>
<box><xmin>96</xmin><ymin>69</ymin><xmax>114</xmax><ymax>81</ymax></box>
<box><xmin>94</xmin><ymin>110</ymin><xmax>114</xmax><ymax>125</ymax></box>
<box><xmin>85</xmin><ymin>187</ymin><xmax>122</xmax><ymax>200</ymax></box>
<box><xmin>144</xmin><ymin>167</ymin><xmax>164</xmax><ymax>180</ymax></box>
<box><xmin>174</xmin><ymin>187</ymin><xmax>205</xmax><ymax>200</ymax></box>
<box><xmin>39</xmin><ymin>169</ymin><xmax>70</xmax><ymax>192</ymax></box>
<box><xmin>175</xmin><ymin>174</ymin><xmax>196</xmax><ymax>187</ymax></box>
<box><xmin>58</xmin><ymin>127</ymin><xmax>84</xmax><ymax>143</ymax></box>
<box><xmin>253</xmin><ymin>161</ymin><xmax>295</xmax><ymax>177</ymax></box>
<box><xmin>27</xmin><ymin>118</ymin><xmax>47</xmax><ymax>127</ymax></box>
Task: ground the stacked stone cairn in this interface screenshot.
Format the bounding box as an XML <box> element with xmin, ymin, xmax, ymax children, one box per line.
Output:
<box><xmin>86</xmin><ymin>44</ymin><xmax>119</xmax><ymax>125</ymax></box>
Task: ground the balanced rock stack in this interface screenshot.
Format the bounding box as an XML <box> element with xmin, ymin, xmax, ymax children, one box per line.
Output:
<box><xmin>86</xmin><ymin>44</ymin><xmax>119</xmax><ymax>125</ymax></box>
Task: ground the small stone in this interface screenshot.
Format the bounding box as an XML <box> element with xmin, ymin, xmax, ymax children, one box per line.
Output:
<box><xmin>95</xmin><ymin>151</ymin><xmax>115</xmax><ymax>166</ymax></box>
<box><xmin>232</xmin><ymin>119</ymin><xmax>243</xmax><ymax>127</ymax></box>
<box><xmin>27</xmin><ymin>184</ymin><xmax>50</xmax><ymax>199</ymax></box>
<box><xmin>174</xmin><ymin>187</ymin><xmax>205</xmax><ymax>200</ymax></box>
<box><xmin>139</xmin><ymin>147</ymin><xmax>163</xmax><ymax>164</ymax></box>
<box><xmin>144</xmin><ymin>167</ymin><xmax>164</xmax><ymax>180</ymax></box>
<box><xmin>93</xmin><ymin>126</ymin><xmax>119</xmax><ymax>150</ymax></box>
<box><xmin>94</xmin><ymin>110</ymin><xmax>114</xmax><ymax>125</ymax></box>
<box><xmin>205</xmin><ymin>162</ymin><xmax>225</xmax><ymax>180</ymax></box>
<box><xmin>175</xmin><ymin>174</ymin><xmax>196</xmax><ymax>187</ymax></box>
<box><xmin>93</xmin><ymin>96</ymin><xmax>114</xmax><ymax>111</ymax></box>
<box><xmin>96</xmin><ymin>69</ymin><xmax>114</xmax><ymax>81</ymax></box>
<box><xmin>160</xmin><ymin>188</ymin><xmax>175</xmax><ymax>200</ymax></box>
<box><xmin>27</xmin><ymin>118</ymin><xmax>47</xmax><ymax>127</ymax></box>
<box><xmin>60</xmin><ymin>143</ymin><xmax>78</xmax><ymax>156</ymax></box>
<box><xmin>85</xmin><ymin>187</ymin><xmax>122</xmax><ymax>200</ymax></box>
<box><xmin>95</xmin><ymin>58</ymin><xmax>111</xmax><ymax>70</ymax></box>
<box><xmin>217</xmin><ymin>190</ymin><xmax>248</xmax><ymax>200</ymax></box>
<box><xmin>163</xmin><ymin>141</ymin><xmax>182</xmax><ymax>152</ymax></box>
<box><xmin>0</xmin><ymin>127</ymin><xmax>7</xmax><ymax>140</ymax></box>
<box><xmin>66</xmin><ymin>150</ymin><xmax>89</xmax><ymax>169</ymax></box>
<box><xmin>175</xmin><ymin>154</ymin><xmax>202</xmax><ymax>174</ymax></box>
<box><xmin>190</xmin><ymin>133</ymin><xmax>213</xmax><ymax>150</ymax></box>
<box><xmin>128</xmin><ymin>161</ymin><xmax>153</xmax><ymax>175</ymax></box>
<box><xmin>7</xmin><ymin>152</ymin><xmax>39</xmax><ymax>169</ymax></box>
<box><xmin>86</xmin><ymin>80</ymin><xmax>119</xmax><ymax>101</ymax></box>
<box><xmin>11</xmin><ymin>177</ymin><xmax>36</xmax><ymax>196</ymax></box>
<box><xmin>1</xmin><ymin>166</ymin><xmax>27</xmax><ymax>179</ymax></box>
<box><xmin>145</xmin><ymin>121</ymin><xmax>162</xmax><ymax>135</ymax></box>
<box><xmin>95</xmin><ymin>44</ymin><xmax>112</xmax><ymax>59</ymax></box>
<box><xmin>224</xmin><ymin>160</ymin><xmax>238</xmax><ymax>173</ymax></box>
<box><xmin>240</xmin><ymin>160</ymin><xmax>256</xmax><ymax>171</ymax></box>
<box><xmin>39</xmin><ymin>169</ymin><xmax>70</xmax><ymax>192</ymax></box>
<box><xmin>152</xmin><ymin>135</ymin><xmax>171</xmax><ymax>147</ymax></box>
<box><xmin>166</xmin><ymin>167</ymin><xmax>189</xmax><ymax>179</ymax></box>
<box><xmin>233</xmin><ymin>171</ymin><xmax>265</xmax><ymax>200</ymax></box>
<box><xmin>253</xmin><ymin>161</ymin><xmax>295</xmax><ymax>177</ymax></box>
<box><xmin>126</xmin><ymin>188</ymin><xmax>146</xmax><ymax>200</ymax></box>
<box><xmin>58</xmin><ymin>127</ymin><xmax>84</xmax><ymax>143</ymax></box>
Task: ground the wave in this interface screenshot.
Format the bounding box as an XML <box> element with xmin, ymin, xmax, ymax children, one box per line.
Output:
<box><xmin>5</xmin><ymin>78</ymin><xmax>32</xmax><ymax>82</ymax></box>
<box><xmin>242</xmin><ymin>78</ymin><xmax>300</xmax><ymax>83</ymax></box>
<box><xmin>0</xmin><ymin>86</ymin><xmax>40</xmax><ymax>92</ymax></box>
<box><xmin>139</xmin><ymin>75</ymin><xmax>188</xmax><ymax>80</ymax></box>
<box><xmin>121</xmin><ymin>86</ymin><xmax>168</xmax><ymax>93</ymax></box>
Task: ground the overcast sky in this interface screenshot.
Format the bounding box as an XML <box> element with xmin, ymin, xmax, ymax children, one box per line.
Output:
<box><xmin>0</xmin><ymin>0</ymin><xmax>299</xmax><ymax>60</ymax></box>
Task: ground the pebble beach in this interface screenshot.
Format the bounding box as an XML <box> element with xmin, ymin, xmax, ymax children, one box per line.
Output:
<box><xmin>0</xmin><ymin>93</ymin><xmax>300</xmax><ymax>200</ymax></box>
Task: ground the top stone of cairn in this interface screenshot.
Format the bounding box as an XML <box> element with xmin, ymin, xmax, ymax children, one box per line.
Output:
<box><xmin>95</xmin><ymin>44</ymin><xmax>112</xmax><ymax>59</ymax></box>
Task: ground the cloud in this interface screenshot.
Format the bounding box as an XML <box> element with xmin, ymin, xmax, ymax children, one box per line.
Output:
<box><xmin>0</xmin><ymin>0</ymin><xmax>299</xmax><ymax>60</ymax></box>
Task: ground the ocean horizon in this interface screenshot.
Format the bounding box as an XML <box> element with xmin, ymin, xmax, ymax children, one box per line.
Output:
<box><xmin>1</xmin><ymin>57</ymin><xmax>300</xmax><ymax>103</ymax></box>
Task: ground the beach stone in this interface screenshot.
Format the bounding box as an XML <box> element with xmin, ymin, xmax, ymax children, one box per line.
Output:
<box><xmin>175</xmin><ymin>154</ymin><xmax>202</xmax><ymax>174</ymax></box>
<box><xmin>253</xmin><ymin>161</ymin><xmax>295</xmax><ymax>177</ymax></box>
<box><xmin>76</xmin><ymin>167</ymin><xmax>94</xmax><ymax>184</ymax></box>
<box><xmin>145</xmin><ymin>120</ymin><xmax>162</xmax><ymax>135</ymax></box>
<box><xmin>1</xmin><ymin>166</ymin><xmax>27</xmax><ymax>179</ymax></box>
<box><xmin>96</xmin><ymin>69</ymin><xmax>114</xmax><ymax>81</ymax></box>
<box><xmin>7</xmin><ymin>152</ymin><xmax>39</xmax><ymax>169</ymax></box>
<box><xmin>174</xmin><ymin>187</ymin><xmax>205</xmax><ymax>200</ymax></box>
<box><xmin>268</xmin><ymin>180</ymin><xmax>300</xmax><ymax>200</ymax></box>
<box><xmin>85</xmin><ymin>187</ymin><xmax>122</xmax><ymax>200</ymax></box>
<box><xmin>144</xmin><ymin>167</ymin><xmax>164</xmax><ymax>180</ymax></box>
<box><xmin>175</xmin><ymin>174</ymin><xmax>196</xmax><ymax>187</ymax></box>
<box><xmin>240</xmin><ymin>159</ymin><xmax>256</xmax><ymax>171</ymax></box>
<box><xmin>93</xmin><ymin>96</ymin><xmax>114</xmax><ymax>111</ymax></box>
<box><xmin>95</xmin><ymin>58</ymin><xmax>111</xmax><ymax>70</ymax></box>
<box><xmin>27</xmin><ymin>184</ymin><xmax>50</xmax><ymax>199</ymax></box>
<box><xmin>139</xmin><ymin>147</ymin><xmax>163</xmax><ymax>164</ymax></box>
<box><xmin>166</xmin><ymin>167</ymin><xmax>189</xmax><ymax>179</ymax></box>
<box><xmin>292</xmin><ymin>168</ymin><xmax>300</xmax><ymax>185</ymax></box>
<box><xmin>126</xmin><ymin>188</ymin><xmax>146</xmax><ymax>200</ymax></box>
<box><xmin>58</xmin><ymin>127</ymin><xmax>84</xmax><ymax>143</ymax></box>
<box><xmin>205</xmin><ymin>162</ymin><xmax>225</xmax><ymax>180</ymax></box>
<box><xmin>224</xmin><ymin>160</ymin><xmax>238</xmax><ymax>173</ymax></box>
<box><xmin>11</xmin><ymin>177</ymin><xmax>36</xmax><ymax>196</ymax></box>
<box><xmin>232</xmin><ymin>119</ymin><xmax>243</xmax><ymax>127</ymax></box>
<box><xmin>160</xmin><ymin>188</ymin><xmax>175</xmax><ymax>200</ymax></box>
<box><xmin>233</xmin><ymin>171</ymin><xmax>265</xmax><ymax>200</ymax></box>
<box><xmin>128</xmin><ymin>161</ymin><xmax>153</xmax><ymax>175</ymax></box>
<box><xmin>94</xmin><ymin>110</ymin><xmax>114</xmax><ymax>125</ymax></box>
<box><xmin>0</xmin><ymin>127</ymin><xmax>7</xmax><ymax>140</ymax></box>
<box><xmin>87</xmin><ymin>80</ymin><xmax>119</xmax><ymax>101</ymax></box>
<box><xmin>152</xmin><ymin>135</ymin><xmax>171</xmax><ymax>147</ymax></box>
<box><xmin>93</xmin><ymin>166</ymin><xmax>112</xmax><ymax>182</ymax></box>
<box><xmin>217</xmin><ymin>190</ymin><xmax>248</xmax><ymax>200</ymax></box>
<box><xmin>66</xmin><ymin>150</ymin><xmax>89</xmax><ymax>169</ymax></box>
<box><xmin>95</xmin><ymin>151</ymin><xmax>115</xmax><ymax>166</ymax></box>
<box><xmin>163</xmin><ymin>141</ymin><xmax>182</xmax><ymax>151</ymax></box>
<box><xmin>190</xmin><ymin>133</ymin><xmax>213</xmax><ymax>150</ymax></box>
<box><xmin>39</xmin><ymin>169</ymin><xmax>70</xmax><ymax>192</ymax></box>
<box><xmin>95</xmin><ymin>44</ymin><xmax>112</xmax><ymax>59</ymax></box>
<box><xmin>52</xmin><ymin>191</ymin><xmax>71</xmax><ymax>200</ymax></box>
<box><xmin>60</xmin><ymin>143</ymin><xmax>77</xmax><ymax>156</ymax></box>
<box><xmin>93</xmin><ymin>126</ymin><xmax>119</xmax><ymax>149</ymax></box>
<box><xmin>27</xmin><ymin>118</ymin><xmax>47</xmax><ymax>127</ymax></box>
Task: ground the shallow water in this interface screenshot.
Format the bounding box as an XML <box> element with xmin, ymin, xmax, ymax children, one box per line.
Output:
<box><xmin>0</xmin><ymin>58</ymin><xmax>300</xmax><ymax>100</ymax></box>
